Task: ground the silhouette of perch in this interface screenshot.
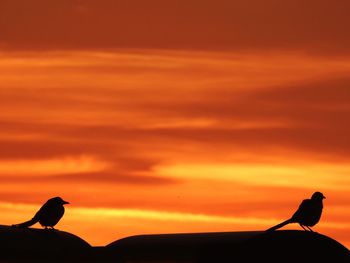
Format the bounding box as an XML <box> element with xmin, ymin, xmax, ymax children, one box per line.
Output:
<box><xmin>106</xmin><ymin>230</ymin><xmax>349</xmax><ymax>262</ymax></box>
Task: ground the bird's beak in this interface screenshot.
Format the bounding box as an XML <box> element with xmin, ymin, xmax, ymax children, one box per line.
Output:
<box><xmin>323</xmin><ymin>196</ymin><xmax>326</xmax><ymax>199</ymax></box>
<box><xmin>63</xmin><ymin>200</ymin><xmax>70</xmax><ymax>204</ymax></box>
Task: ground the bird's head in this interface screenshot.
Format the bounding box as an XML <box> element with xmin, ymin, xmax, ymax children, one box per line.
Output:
<box><xmin>50</xmin><ymin>196</ymin><xmax>70</xmax><ymax>205</ymax></box>
<box><xmin>311</xmin><ymin>192</ymin><xmax>326</xmax><ymax>201</ymax></box>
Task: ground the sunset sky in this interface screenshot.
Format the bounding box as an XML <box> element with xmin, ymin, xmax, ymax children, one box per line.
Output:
<box><xmin>0</xmin><ymin>1</ymin><xmax>350</xmax><ymax>248</ymax></box>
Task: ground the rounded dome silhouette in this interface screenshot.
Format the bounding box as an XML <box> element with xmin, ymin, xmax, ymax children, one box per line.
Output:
<box><xmin>244</xmin><ymin>230</ymin><xmax>349</xmax><ymax>262</ymax></box>
<box><xmin>0</xmin><ymin>225</ymin><xmax>91</xmax><ymax>262</ymax></box>
<box><xmin>106</xmin><ymin>230</ymin><xmax>349</xmax><ymax>262</ymax></box>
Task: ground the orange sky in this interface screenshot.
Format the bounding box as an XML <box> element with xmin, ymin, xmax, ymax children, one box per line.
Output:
<box><xmin>0</xmin><ymin>1</ymin><xmax>349</xmax><ymax>248</ymax></box>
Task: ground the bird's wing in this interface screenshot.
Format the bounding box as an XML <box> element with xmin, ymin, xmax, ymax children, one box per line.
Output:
<box><xmin>33</xmin><ymin>201</ymin><xmax>50</xmax><ymax>220</ymax></box>
<box><xmin>291</xmin><ymin>199</ymin><xmax>312</xmax><ymax>221</ymax></box>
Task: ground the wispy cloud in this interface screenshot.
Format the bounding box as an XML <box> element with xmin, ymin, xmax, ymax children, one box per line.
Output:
<box><xmin>0</xmin><ymin>155</ymin><xmax>108</xmax><ymax>176</ymax></box>
<box><xmin>0</xmin><ymin>50</ymin><xmax>350</xmax><ymax>247</ymax></box>
<box><xmin>154</xmin><ymin>163</ymin><xmax>350</xmax><ymax>189</ymax></box>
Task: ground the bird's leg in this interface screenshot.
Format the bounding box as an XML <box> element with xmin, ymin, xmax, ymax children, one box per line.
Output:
<box><xmin>306</xmin><ymin>226</ymin><xmax>314</xmax><ymax>232</ymax></box>
<box><xmin>299</xmin><ymin>224</ymin><xmax>308</xmax><ymax>231</ymax></box>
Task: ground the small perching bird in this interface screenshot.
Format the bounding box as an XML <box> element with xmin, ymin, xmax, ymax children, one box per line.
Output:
<box><xmin>13</xmin><ymin>197</ymin><xmax>69</xmax><ymax>229</ymax></box>
<box><xmin>266</xmin><ymin>192</ymin><xmax>325</xmax><ymax>232</ymax></box>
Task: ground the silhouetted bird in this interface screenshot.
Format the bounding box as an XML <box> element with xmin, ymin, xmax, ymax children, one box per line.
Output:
<box><xmin>266</xmin><ymin>192</ymin><xmax>325</xmax><ymax>232</ymax></box>
<box><xmin>13</xmin><ymin>197</ymin><xmax>69</xmax><ymax>229</ymax></box>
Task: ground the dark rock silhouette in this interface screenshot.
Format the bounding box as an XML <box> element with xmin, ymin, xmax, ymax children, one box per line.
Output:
<box><xmin>0</xmin><ymin>225</ymin><xmax>91</xmax><ymax>262</ymax></box>
<box><xmin>12</xmin><ymin>196</ymin><xmax>69</xmax><ymax>229</ymax></box>
<box><xmin>244</xmin><ymin>230</ymin><xmax>349</xmax><ymax>262</ymax></box>
<box><xmin>266</xmin><ymin>191</ymin><xmax>325</xmax><ymax>232</ymax></box>
<box><xmin>106</xmin><ymin>230</ymin><xmax>349</xmax><ymax>262</ymax></box>
<box><xmin>0</xmin><ymin>226</ymin><xmax>348</xmax><ymax>262</ymax></box>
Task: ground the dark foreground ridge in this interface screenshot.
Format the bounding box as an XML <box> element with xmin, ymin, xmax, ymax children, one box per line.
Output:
<box><xmin>0</xmin><ymin>225</ymin><xmax>91</xmax><ymax>262</ymax></box>
<box><xmin>106</xmin><ymin>230</ymin><xmax>350</xmax><ymax>262</ymax></box>
<box><xmin>0</xmin><ymin>225</ymin><xmax>349</xmax><ymax>262</ymax></box>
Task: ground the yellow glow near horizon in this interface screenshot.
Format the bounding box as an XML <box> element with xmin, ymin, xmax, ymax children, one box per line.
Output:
<box><xmin>155</xmin><ymin>163</ymin><xmax>350</xmax><ymax>189</ymax></box>
<box><xmin>0</xmin><ymin>156</ymin><xmax>109</xmax><ymax>176</ymax></box>
<box><xmin>1</xmin><ymin>202</ymin><xmax>348</xmax><ymax>246</ymax></box>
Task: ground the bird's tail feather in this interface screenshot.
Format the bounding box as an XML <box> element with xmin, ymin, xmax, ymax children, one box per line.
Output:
<box><xmin>12</xmin><ymin>218</ymin><xmax>38</xmax><ymax>228</ymax></box>
<box><xmin>266</xmin><ymin>218</ymin><xmax>292</xmax><ymax>232</ymax></box>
